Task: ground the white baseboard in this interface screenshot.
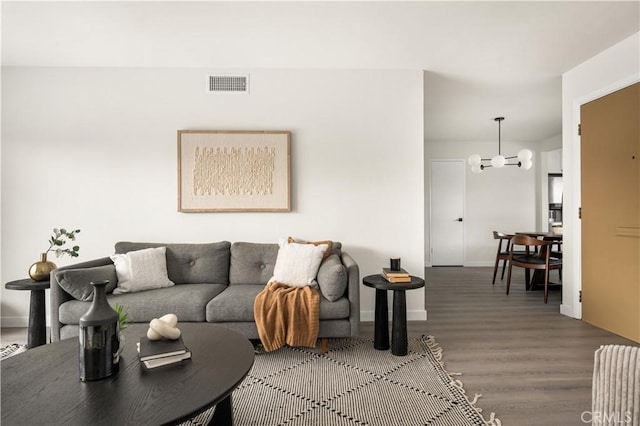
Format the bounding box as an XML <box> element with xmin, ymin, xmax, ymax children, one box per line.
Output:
<box><xmin>424</xmin><ymin>262</ymin><xmax>494</xmax><ymax>267</ymax></box>
<box><xmin>361</xmin><ymin>310</ymin><xmax>374</xmax><ymax>322</ymax></box>
<box><xmin>361</xmin><ymin>309</ymin><xmax>427</xmax><ymax>322</ymax></box>
<box><xmin>1</xmin><ymin>316</ymin><xmax>29</xmax><ymax>328</ymax></box>
<box><xmin>463</xmin><ymin>261</ymin><xmax>494</xmax><ymax>267</ymax></box>
<box><xmin>1</xmin><ymin>316</ymin><xmax>51</xmax><ymax>328</ymax></box>
<box><xmin>560</xmin><ymin>303</ymin><xmax>578</xmax><ymax>319</ymax></box>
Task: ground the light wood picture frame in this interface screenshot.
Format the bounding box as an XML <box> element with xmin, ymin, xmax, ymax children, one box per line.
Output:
<box><xmin>178</xmin><ymin>130</ymin><xmax>291</xmax><ymax>212</ymax></box>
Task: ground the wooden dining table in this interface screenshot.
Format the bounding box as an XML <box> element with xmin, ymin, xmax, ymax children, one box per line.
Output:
<box><xmin>516</xmin><ymin>231</ymin><xmax>562</xmax><ymax>241</ymax></box>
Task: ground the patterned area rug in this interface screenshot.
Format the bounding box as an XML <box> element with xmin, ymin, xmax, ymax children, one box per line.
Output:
<box><xmin>0</xmin><ymin>344</ymin><xmax>27</xmax><ymax>360</ymax></box>
<box><xmin>232</xmin><ymin>336</ymin><xmax>500</xmax><ymax>426</ymax></box>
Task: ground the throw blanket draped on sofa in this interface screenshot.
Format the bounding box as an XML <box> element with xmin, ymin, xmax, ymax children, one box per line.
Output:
<box><xmin>254</xmin><ymin>282</ymin><xmax>320</xmax><ymax>352</ymax></box>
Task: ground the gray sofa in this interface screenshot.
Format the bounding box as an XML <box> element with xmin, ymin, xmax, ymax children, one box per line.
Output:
<box><xmin>50</xmin><ymin>241</ymin><xmax>360</xmax><ymax>343</ymax></box>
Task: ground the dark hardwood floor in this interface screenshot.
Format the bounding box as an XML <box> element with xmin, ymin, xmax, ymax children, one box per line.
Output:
<box><xmin>360</xmin><ymin>266</ymin><xmax>636</xmax><ymax>426</ymax></box>
<box><xmin>3</xmin><ymin>266</ymin><xmax>636</xmax><ymax>425</ymax></box>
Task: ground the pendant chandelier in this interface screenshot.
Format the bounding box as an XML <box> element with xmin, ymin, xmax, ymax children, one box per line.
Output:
<box><xmin>467</xmin><ymin>117</ymin><xmax>533</xmax><ymax>173</ymax></box>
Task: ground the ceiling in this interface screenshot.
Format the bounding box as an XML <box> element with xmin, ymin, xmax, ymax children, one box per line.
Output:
<box><xmin>2</xmin><ymin>1</ymin><xmax>639</xmax><ymax>143</ymax></box>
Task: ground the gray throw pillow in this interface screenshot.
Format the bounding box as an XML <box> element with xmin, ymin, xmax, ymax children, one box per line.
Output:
<box><xmin>56</xmin><ymin>265</ymin><xmax>118</xmax><ymax>301</ymax></box>
<box><xmin>115</xmin><ymin>241</ymin><xmax>231</xmax><ymax>284</ymax></box>
<box><xmin>316</xmin><ymin>254</ymin><xmax>347</xmax><ymax>302</ymax></box>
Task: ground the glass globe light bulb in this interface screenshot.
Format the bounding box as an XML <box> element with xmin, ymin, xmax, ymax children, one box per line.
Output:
<box><xmin>471</xmin><ymin>164</ymin><xmax>483</xmax><ymax>174</ymax></box>
<box><xmin>518</xmin><ymin>149</ymin><xmax>533</xmax><ymax>162</ymax></box>
<box><xmin>467</xmin><ymin>154</ymin><xmax>481</xmax><ymax>166</ymax></box>
<box><xmin>521</xmin><ymin>160</ymin><xmax>533</xmax><ymax>170</ymax></box>
<box><xmin>491</xmin><ymin>155</ymin><xmax>506</xmax><ymax>168</ymax></box>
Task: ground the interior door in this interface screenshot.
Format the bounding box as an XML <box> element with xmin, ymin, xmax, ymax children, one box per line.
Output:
<box><xmin>581</xmin><ymin>82</ymin><xmax>639</xmax><ymax>343</ymax></box>
<box><xmin>430</xmin><ymin>160</ymin><xmax>465</xmax><ymax>266</ymax></box>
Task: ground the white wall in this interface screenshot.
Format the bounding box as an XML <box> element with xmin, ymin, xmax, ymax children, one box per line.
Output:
<box><xmin>537</xmin><ymin>135</ymin><xmax>563</xmax><ymax>153</ymax></box>
<box><xmin>424</xmin><ymin>139</ymin><xmax>537</xmax><ymax>266</ymax></box>
<box><xmin>1</xmin><ymin>67</ymin><xmax>426</xmax><ymax>326</ymax></box>
<box><xmin>561</xmin><ymin>32</ymin><xmax>640</xmax><ymax>318</ymax></box>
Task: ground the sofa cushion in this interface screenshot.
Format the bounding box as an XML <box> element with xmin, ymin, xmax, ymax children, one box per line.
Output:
<box><xmin>206</xmin><ymin>284</ymin><xmax>350</xmax><ymax>323</ymax></box>
<box><xmin>111</xmin><ymin>247</ymin><xmax>175</xmax><ymax>294</ymax></box>
<box><xmin>115</xmin><ymin>241</ymin><xmax>231</xmax><ymax>284</ymax></box>
<box><xmin>319</xmin><ymin>296</ymin><xmax>350</xmax><ymax>320</ymax></box>
<box><xmin>56</xmin><ymin>265</ymin><xmax>118</xmax><ymax>301</ymax></box>
<box><xmin>271</xmin><ymin>240</ymin><xmax>328</xmax><ymax>287</ymax></box>
<box><xmin>229</xmin><ymin>243</ymin><xmax>278</xmax><ymax>285</ymax></box>
<box><xmin>59</xmin><ymin>284</ymin><xmax>227</xmax><ymax>324</ymax></box>
<box><xmin>206</xmin><ymin>285</ymin><xmax>263</xmax><ymax>322</ymax></box>
<box><xmin>316</xmin><ymin>254</ymin><xmax>348</xmax><ymax>301</ymax></box>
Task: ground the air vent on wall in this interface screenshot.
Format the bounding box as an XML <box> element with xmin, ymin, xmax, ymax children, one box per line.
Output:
<box><xmin>207</xmin><ymin>74</ymin><xmax>249</xmax><ymax>93</ymax></box>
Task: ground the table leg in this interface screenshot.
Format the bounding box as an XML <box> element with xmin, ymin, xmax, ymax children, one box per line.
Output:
<box><xmin>373</xmin><ymin>289</ymin><xmax>389</xmax><ymax>350</ymax></box>
<box><xmin>211</xmin><ymin>395</ymin><xmax>233</xmax><ymax>425</ymax></box>
<box><xmin>530</xmin><ymin>243</ymin><xmax>553</xmax><ymax>289</ymax></box>
<box><xmin>391</xmin><ymin>290</ymin><xmax>408</xmax><ymax>356</ymax></box>
<box><xmin>28</xmin><ymin>289</ymin><xmax>46</xmax><ymax>348</ymax></box>
<box><xmin>530</xmin><ymin>269</ymin><xmax>542</xmax><ymax>289</ymax></box>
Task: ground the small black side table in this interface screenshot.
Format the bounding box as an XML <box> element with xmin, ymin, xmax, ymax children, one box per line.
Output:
<box><xmin>363</xmin><ymin>274</ymin><xmax>425</xmax><ymax>356</ymax></box>
<box><xmin>4</xmin><ymin>278</ymin><xmax>50</xmax><ymax>348</ymax></box>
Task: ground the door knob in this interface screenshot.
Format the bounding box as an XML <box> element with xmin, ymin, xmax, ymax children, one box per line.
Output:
<box><xmin>455</xmin><ymin>218</ymin><xmax>463</xmax><ymax>222</ymax></box>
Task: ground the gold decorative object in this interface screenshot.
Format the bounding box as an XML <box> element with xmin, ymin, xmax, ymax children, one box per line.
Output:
<box><xmin>28</xmin><ymin>227</ymin><xmax>81</xmax><ymax>281</ymax></box>
<box><xmin>28</xmin><ymin>253</ymin><xmax>57</xmax><ymax>282</ymax></box>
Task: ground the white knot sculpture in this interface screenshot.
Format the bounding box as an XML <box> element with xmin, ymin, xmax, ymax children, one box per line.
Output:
<box><xmin>147</xmin><ymin>313</ymin><xmax>181</xmax><ymax>340</ymax></box>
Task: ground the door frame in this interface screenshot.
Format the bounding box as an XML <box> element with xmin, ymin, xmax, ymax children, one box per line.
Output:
<box><xmin>428</xmin><ymin>159</ymin><xmax>466</xmax><ymax>266</ymax></box>
<box><xmin>569</xmin><ymin>74</ymin><xmax>639</xmax><ymax>320</ymax></box>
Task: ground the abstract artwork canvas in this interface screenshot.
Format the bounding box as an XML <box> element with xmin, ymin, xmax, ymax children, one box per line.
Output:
<box><xmin>178</xmin><ymin>130</ymin><xmax>291</xmax><ymax>212</ymax></box>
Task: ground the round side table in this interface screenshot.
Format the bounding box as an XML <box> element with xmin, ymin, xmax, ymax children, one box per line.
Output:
<box><xmin>362</xmin><ymin>274</ymin><xmax>425</xmax><ymax>356</ymax></box>
<box><xmin>4</xmin><ymin>278</ymin><xmax>50</xmax><ymax>348</ymax></box>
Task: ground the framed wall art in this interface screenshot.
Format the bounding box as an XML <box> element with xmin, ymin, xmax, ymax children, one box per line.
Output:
<box><xmin>178</xmin><ymin>130</ymin><xmax>291</xmax><ymax>212</ymax></box>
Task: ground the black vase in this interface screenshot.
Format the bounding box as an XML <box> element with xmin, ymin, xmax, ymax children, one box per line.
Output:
<box><xmin>79</xmin><ymin>280</ymin><xmax>120</xmax><ymax>381</ymax></box>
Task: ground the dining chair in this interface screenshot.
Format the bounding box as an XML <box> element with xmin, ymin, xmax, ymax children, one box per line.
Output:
<box><xmin>492</xmin><ymin>231</ymin><xmax>514</xmax><ymax>284</ymax></box>
<box><xmin>505</xmin><ymin>234</ymin><xmax>563</xmax><ymax>303</ymax></box>
<box><xmin>549</xmin><ymin>239</ymin><xmax>563</xmax><ymax>281</ymax></box>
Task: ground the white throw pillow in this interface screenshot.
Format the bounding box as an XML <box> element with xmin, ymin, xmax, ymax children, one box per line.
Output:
<box><xmin>111</xmin><ymin>247</ymin><xmax>175</xmax><ymax>294</ymax></box>
<box><xmin>270</xmin><ymin>240</ymin><xmax>329</xmax><ymax>287</ymax></box>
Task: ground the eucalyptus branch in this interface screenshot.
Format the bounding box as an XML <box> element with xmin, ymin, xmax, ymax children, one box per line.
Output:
<box><xmin>46</xmin><ymin>228</ymin><xmax>81</xmax><ymax>258</ymax></box>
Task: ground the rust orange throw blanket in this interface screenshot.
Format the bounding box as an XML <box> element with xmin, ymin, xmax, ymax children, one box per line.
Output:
<box><xmin>254</xmin><ymin>281</ymin><xmax>320</xmax><ymax>352</ymax></box>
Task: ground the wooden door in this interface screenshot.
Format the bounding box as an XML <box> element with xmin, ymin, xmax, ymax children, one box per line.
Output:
<box><xmin>581</xmin><ymin>82</ymin><xmax>639</xmax><ymax>342</ymax></box>
<box><xmin>430</xmin><ymin>160</ymin><xmax>465</xmax><ymax>265</ymax></box>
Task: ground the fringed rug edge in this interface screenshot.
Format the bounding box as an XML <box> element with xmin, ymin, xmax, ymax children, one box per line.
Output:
<box><xmin>421</xmin><ymin>335</ymin><xmax>502</xmax><ymax>426</ymax></box>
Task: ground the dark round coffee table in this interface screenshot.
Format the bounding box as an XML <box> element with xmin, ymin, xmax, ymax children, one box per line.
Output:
<box><xmin>363</xmin><ymin>274</ymin><xmax>425</xmax><ymax>356</ymax></box>
<box><xmin>1</xmin><ymin>323</ymin><xmax>254</xmax><ymax>425</ymax></box>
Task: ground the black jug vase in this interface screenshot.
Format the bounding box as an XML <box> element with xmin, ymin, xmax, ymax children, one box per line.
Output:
<box><xmin>79</xmin><ymin>280</ymin><xmax>120</xmax><ymax>381</ymax></box>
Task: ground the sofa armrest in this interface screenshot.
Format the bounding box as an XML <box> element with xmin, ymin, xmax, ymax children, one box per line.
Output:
<box><xmin>50</xmin><ymin>257</ymin><xmax>114</xmax><ymax>341</ymax></box>
<box><xmin>341</xmin><ymin>251</ymin><xmax>360</xmax><ymax>337</ymax></box>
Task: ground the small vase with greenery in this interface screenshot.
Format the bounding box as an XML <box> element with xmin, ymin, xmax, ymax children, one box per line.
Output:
<box><xmin>115</xmin><ymin>304</ymin><xmax>129</xmax><ymax>332</ymax></box>
<box><xmin>29</xmin><ymin>227</ymin><xmax>81</xmax><ymax>281</ymax></box>
<box><xmin>114</xmin><ymin>304</ymin><xmax>129</xmax><ymax>358</ymax></box>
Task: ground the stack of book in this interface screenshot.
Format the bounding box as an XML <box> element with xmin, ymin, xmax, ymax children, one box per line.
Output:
<box><xmin>381</xmin><ymin>268</ymin><xmax>411</xmax><ymax>283</ymax></box>
<box><xmin>137</xmin><ymin>336</ymin><xmax>192</xmax><ymax>370</ymax></box>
